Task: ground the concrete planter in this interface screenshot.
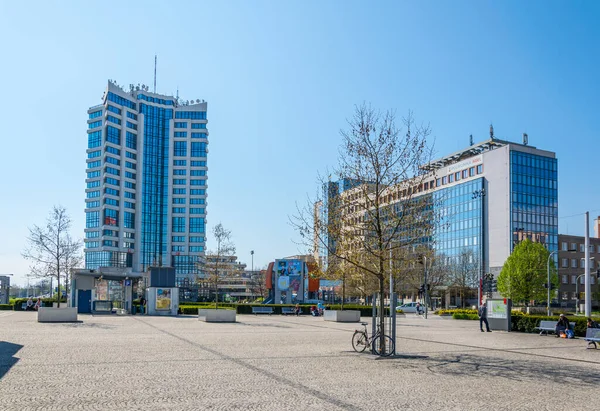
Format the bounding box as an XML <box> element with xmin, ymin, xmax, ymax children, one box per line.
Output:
<box><xmin>323</xmin><ymin>310</ymin><xmax>360</xmax><ymax>323</ymax></box>
<box><xmin>198</xmin><ymin>308</ymin><xmax>236</xmax><ymax>323</ymax></box>
<box><xmin>37</xmin><ymin>307</ymin><xmax>78</xmax><ymax>323</ymax></box>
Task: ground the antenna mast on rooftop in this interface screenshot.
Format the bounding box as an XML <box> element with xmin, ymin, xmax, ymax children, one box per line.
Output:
<box><xmin>153</xmin><ymin>55</ymin><xmax>157</xmax><ymax>93</ymax></box>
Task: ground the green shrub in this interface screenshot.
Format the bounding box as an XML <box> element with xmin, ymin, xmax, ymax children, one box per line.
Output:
<box><xmin>180</xmin><ymin>306</ymin><xmax>235</xmax><ymax>315</ymax></box>
<box><xmin>509</xmin><ymin>315</ymin><xmax>600</xmax><ymax>337</ymax></box>
<box><xmin>436</xmin><ymin>309</ymin><xmax>477</xmax><ymax>316</ymax></box>
<box><xmin>0</xmin><ymin>304</ymin><xmax>13</xmax><ymax>311</ymax></box>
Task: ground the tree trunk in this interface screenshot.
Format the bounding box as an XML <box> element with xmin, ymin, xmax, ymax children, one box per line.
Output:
<box><xmin>341</xmin><ymin>273</ymin><xmax>346</xmax><ymax>311</ymax></box>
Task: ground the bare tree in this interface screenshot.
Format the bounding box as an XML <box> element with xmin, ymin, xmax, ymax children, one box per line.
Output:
<box><xmin>293</xmin><ymin>104</ymin><xmax>436</xmax><ymax>354</ymax></box>
<box><xmin>450</xmin><ymin>248</ymin><xmax>480</xmax><ymax>308</ymax></box>
<box><xmin>204</xmin><ymin>223</ymin><xmax>236</xmax><ymax>309</ymax></box>
<box><xmin>22</xmin><ymin>206</ymin><xmax>82</xmax><ymax>307</ymax></box>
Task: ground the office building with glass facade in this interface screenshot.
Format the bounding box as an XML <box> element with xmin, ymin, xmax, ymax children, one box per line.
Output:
<box><xmin>319</xmin><ymin>135</ymin><xmax>558</xmax><ymax>306</ymax></box>
<box><xmin>84</xmin><ymin>81</ymin><xmax>208</xmax><ymax>280</ymax></box>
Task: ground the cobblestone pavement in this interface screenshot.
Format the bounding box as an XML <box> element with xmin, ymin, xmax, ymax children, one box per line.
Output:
<box><xmin>1</xmin><ymin>311</ymin><xmax>599</xmax><ymax>410</ymax></box>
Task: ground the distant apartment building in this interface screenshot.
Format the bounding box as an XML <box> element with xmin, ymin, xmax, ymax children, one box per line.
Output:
<box><xmin>557</xmin><ymin>234</ymin><xmax>600</xmax><ymax>308</ymax></box>
<box><xmin>84</xmin><ymin>81</ymin><xmax>208</xmax><ymax>280</ymax></box>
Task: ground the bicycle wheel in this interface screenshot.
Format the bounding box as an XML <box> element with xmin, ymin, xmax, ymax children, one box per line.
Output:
<box><xmin>352</xmin><ymin>331</ymin><xmax>368</xmax><ymax>353</ymax></box>
<box><xmin>372</xmin><ymin>334</ymin><xmax>395</xmax><ymax>356</ymax></box>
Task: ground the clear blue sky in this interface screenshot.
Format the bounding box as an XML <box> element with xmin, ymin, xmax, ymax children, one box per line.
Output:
<box><xmin>1</xmin><ymin>1</ymin><xmax>599</xmax><ymax>286</ymax></box>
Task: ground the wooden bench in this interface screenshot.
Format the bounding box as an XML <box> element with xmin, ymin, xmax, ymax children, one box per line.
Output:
<box><xmin>585</xmin><ymin>328</ymin><xmax>600</xmax><ymax>349</ymax></box>
<box><xmin>281</xmin><ymin>307</ymin><xmax>300</xmax><ymax>316</ymax></box>
<box><xmin>535</xmin><ymin>320</ymin><xmax>575</xmax><ymax>336</ymax></box>
<box><xmin>251</xmin><ymin>306</ymin><xmax>273</xmax><ymax>315</ymax></box>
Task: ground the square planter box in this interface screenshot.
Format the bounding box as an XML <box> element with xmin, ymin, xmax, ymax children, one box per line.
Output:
<box><xmin>323</xmin><ymin>310</ymin><xmax>360</xmax><ymax>323</ymax></box>
<box><xmin>198</xmin><ymin>308</ymin><xmax>236</xmax><ymax>323</ymax></box>
<box><xmin>37</xmin><ymin>307</ymin><xmax>78</xmax><ymax>323</ymax></box>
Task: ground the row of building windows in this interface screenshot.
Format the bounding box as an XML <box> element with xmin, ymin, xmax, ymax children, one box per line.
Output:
<box><xmin>172</xmin><ymin>217</ymin><xmax>205</xmax><ymax>233</ymax></box>
<box><xmin>561</xmin><ymin>274</ymin><xmax>596</xmax><ymax>285</ymax></box>
<box><xmin>175</xmin><ymin>111</ymin><xmax>206</xmax><ymax>119</ymax></box>
<box><xmin>172</xmin><ymin>246</ymin><xmax>205</xmax><ymax>252</ymax></box>
<box><xmin>106</xmin><ymin>156</ymin><xmax>120</xmax><ymax>166</ymax></box>
<box><xmin>105</xmin><ymin>178</ymin><xmax>119</xmax><ymax>187</ymax></box>
<box><xmin>88</xmin><ymin>130</ymin><xmax>102</xmax><ymax>148</ymax></box>
<box><xmin>88</xmin><ymin>150</ymin><xmax>101</xmax><ymax>159</ymax></box>
<box><xmin>175</xmin><ymin>122</ymin><xmax>187</xmax><ymax>128</ymax></box>
<box><xmin>192</xmin><ymin>132</ymin><xmax>207</xmax><ymax>138</ymax></box>
<box><xmin>126</xmin><ymin>121</ymin><xmax>137</xmax><ymax>130</ymax></box>
<box><xmin>127</xmin><ymin>111</ymin><xmax>137</xmax><ymax>120</ymax></box>
<box><xmin>87</xmin><ymin>170</ymin><xmax>101</xmax><ymax>178</ymax></box>
<box><xmin>85</xmin><ymin>251</ymin><xmax>132</xmax><ymax>269</ymax></box>
<box><xmin>106</xmin><ymin>126</ymin><xmax>120</xmax><ymax>145</ymax></box>
<box><xmin>107</xmin><ymin>92</ymin><xmax>136</xmax><ymax>110</ymax></box>
<box><xmin>89</xmin><ymin>120</ymin><xmax>102</xmax><ymax>129</ymax></box>
<box><xmin>172</xmin><ymin>188</ymin><xmax>206</xmax><ymax>195</ymax></box>
<box><xmin>126</xmin><ymin>131</ymin><xmax>137</xmax><ymax>150</ymax></box>
<box><xmin>191</xmin><ymin>123</ymin><xmax>206</xmax><ymax>129</ymax></box>
<box><xmin>89</xmin><ymin>110</ymin><xmax>102</xmax><ymax>119</ymax></box>
<box><xmin>125</xmin><ymin>171</ymin><xmax>136</xmax><ymax>179</ymax></box>
<box><xmin>175</xmin><ymin>132</ymin><xmax>187</xmax><ymax>137</ymax></box>
<box><xmin>561</xmin><ymin>242</ymin><xmax>600</xmax><ymax>253</ymax></box>
<box><xmin>172</xmin><ymin>198</ymin><xmax>205</xmax><ymax>204</ymax></box>
<box><xmin>137</xmin><ymin>94</ymin><xmax>174</xmax><ymax>105</ymax></box>
<box><xmin>106</xmin><ymin>146</ymin><xmax>120</xmax><ymax>155</ymax></box>
<box><xmin>107</xmin><ymin>105</ymin><xmax>121</xmax><ymax>115</ymax></box>
<box><xmin>172</xmin><ymin>208</ymin><xmax>205</xmax><ymax>214</ymax></box>
<box><xmin>173</xmin><ymin>160</ymin><xmax>207</xmax><ymax>167</ymax></box>
<box><xmin>86</xmin><ymin>201</ymin><xmax>100</xmax><ymax>208</ymax></box>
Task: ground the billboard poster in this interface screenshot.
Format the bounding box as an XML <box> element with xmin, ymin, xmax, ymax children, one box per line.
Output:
<box><xmin>156</xmin><ymin>288</ymin><xmax>172</xmax><ymax>310</ymax></box>
<box><xmin>289</xmin><ymin>275</ymin><xmax>301</xmax><ymax>295</ymax></box>
<box><xmin>278</xmin><ymin>276</ymin><xmax>290</xmax><ymax>291</ymax></box>
<box><xmin>286</xmin><ymin>260</ymin><xmax>302</xmax><ymax>276</ymax></box>
<box><xmin>487</xmin><ymin>300</ymin><xmax>507</xmax><ymax>319</ymax></box>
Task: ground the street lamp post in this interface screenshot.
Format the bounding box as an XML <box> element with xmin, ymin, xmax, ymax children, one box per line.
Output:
<box><xmin>547</xmin><ymin>250</ymin><xmax>558</xmax><ymax>316</ymax></box>
<box><xmin>576</xmin><ymin>257</ymin><xmax>595</xmax><ymax>314</ymax></box>
<box><xmin>250</xmin><ymin>250</ymin><xmax>254</xmax><ymax>298</ymax></box>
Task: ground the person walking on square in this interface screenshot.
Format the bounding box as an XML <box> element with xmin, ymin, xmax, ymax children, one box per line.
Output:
<box><xmin>478</xmin><ymin>302</ymin><xmax>491</xmax><ymax>332</ymax></box>
<box><xmin>139</xmin><ymin>295</ymin><xmax>146</xmax><ymax>315</ymax></box>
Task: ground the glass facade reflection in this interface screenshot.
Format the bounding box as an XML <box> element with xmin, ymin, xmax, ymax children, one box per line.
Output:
<box><xmin>140</xmin><ymin>103</ymin><xmax>172</xmax><ymax>271</ymax></box>
<box><xmin>433</xmin><ymin>178</ymin><xmax>483</xmax><ymax>278</ymax></box>
<box><xmin>510</xmin><ymin>151</ymin><xmax>558</xmax><ymax>253</ymax></box>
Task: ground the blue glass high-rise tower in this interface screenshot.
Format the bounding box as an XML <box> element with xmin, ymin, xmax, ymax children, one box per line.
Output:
<box><xmin>84</xmin><ymin>81</ymin><xmax>208</xmax><ymax>280</ymax></box>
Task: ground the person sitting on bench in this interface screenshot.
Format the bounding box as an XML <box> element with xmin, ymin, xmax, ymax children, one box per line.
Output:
<box><xmin>587</xmin><ymin>317</ymin><xmax>599</xmax><ymax>329</ymax></box>
<box><xmin>26</xmin><ymin>297</ymin><xmax>34</xmax><ymax>311</ymax></box>
<box><xmin>293</xmin><ymin>304</ymin><xmax>301</xmax><ymax>316</ymax></box>
<box><xmin>555</xmin><ymin>314</ymin><xmax>570</xmax><ymax>338</ymax></box>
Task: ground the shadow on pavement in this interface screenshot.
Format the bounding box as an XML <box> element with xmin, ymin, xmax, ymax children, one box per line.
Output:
<box><xmin>420</xmin><ymin>353</ymin><xmax>600</xmax><ymax>386</ymax></box>
<box><xmin>0</xmin><ymin>341</ymin><xmax>23</xmax><ymax>380</ymax></box>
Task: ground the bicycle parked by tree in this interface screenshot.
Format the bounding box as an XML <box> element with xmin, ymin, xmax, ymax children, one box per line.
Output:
<box><xmin>352</xmin><ymin>322</ymin><xmax>395</xmax><ymax>356</ymax></box>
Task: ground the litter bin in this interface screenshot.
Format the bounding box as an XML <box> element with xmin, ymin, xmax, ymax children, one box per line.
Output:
<box><xmin>132</xmin><ymin>306</ymin><xmax>137</xmax><ymax>315</ymax></box>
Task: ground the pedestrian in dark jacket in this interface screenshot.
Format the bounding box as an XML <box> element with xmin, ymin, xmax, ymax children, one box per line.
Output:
<box><xmin>478</xmin><ymin>303</ymin><xmax>491</xmax><ymax>332</ymax></box>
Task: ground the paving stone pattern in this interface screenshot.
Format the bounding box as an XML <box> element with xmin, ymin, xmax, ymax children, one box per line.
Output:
<box><xmin>1</xmin><ymin>311</ymin><xmax>599</xmax><ymax>410</ymax></box>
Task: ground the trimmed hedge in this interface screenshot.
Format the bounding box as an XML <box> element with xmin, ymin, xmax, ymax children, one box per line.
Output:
<box><xmin>0</xmin><ymin>304</ymin><xmax>13</xmax><ymax>310</ymax></box>
<box><xmin>179</xmin><ymin>306</ymin><xmax>236</xmax><ymax>315</ymax></box>
<box><xmin>12</xmin><ymin>298</ymin><xmax>67</xmax><ymax>311</ymax></box>
<box><xmin>451</xmin><ymin>312</ymin><xmax>600</xmax><ymax>337</ymax></box>
<box><xmin>437</xmin><ymin>309</ymin><xmax>477</xmax><ymax>316</ymax></box>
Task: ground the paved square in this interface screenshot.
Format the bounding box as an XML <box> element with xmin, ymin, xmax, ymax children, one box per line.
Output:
<box><xmin>1</xmin><ymin>311</ymin><xmax>599</xmax><ymax>410</ymax></box>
